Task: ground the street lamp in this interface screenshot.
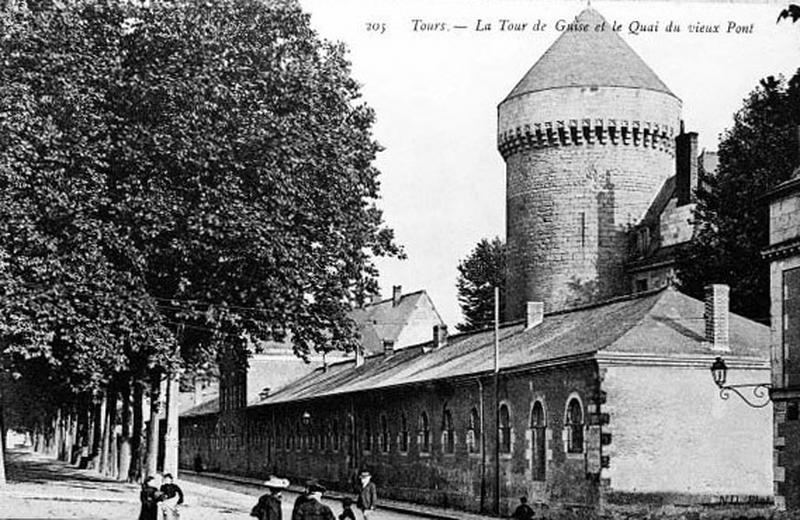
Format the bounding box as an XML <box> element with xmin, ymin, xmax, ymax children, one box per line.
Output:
<box><xmin>301</xmin><ymin>411</ymin><xmax>311</xmax><ymax>425</ymax></box>
<box><xmin>710</xmin><ymin>356</ymin><xmax>771</xmax><ymax>408</ymax></box>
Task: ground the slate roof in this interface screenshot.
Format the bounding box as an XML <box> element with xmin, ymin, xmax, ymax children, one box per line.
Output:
<box><xmin>252</xmin><ymin>288</ymin><xmax>768</xmax><ymax>407</ymax></box>
<box><xmin>181</xmin><ymin>397</ymin><xmax>220</xmax><ymax>417</ymax></box>
<box><xmin>504</xmin><ymin>8</ymin><xmax>675</xmax><ymax>102</ymax></box>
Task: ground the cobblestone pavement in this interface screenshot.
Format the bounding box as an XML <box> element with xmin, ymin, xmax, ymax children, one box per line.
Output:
<box><xmin>0</xmin><ymin>448</ymin><xmax>447</xmax><ymax>520</ymax></box>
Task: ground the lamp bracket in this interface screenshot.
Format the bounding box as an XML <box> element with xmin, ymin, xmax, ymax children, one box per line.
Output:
<box><xmin>718</xmin><ymin>383</ymin><xmax>772</xmax><ymax>409</ymax></box>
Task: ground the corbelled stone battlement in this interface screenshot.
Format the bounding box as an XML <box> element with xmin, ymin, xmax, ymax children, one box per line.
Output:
<box><xmin>498</xmin><ymin>119</ymin><xmax>677</xmax><ymax>159</ymax></box>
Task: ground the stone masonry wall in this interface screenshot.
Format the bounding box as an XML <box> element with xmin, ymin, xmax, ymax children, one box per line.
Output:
<box><xmin>499</xmin><ymin>86</ymin><xmax>681</xmax><ymax>319</ymax></box>
<box><xmin>769</xmin><ymin>185</ymin><xmax>800</xmax><ymax>510</ymax></box>
<box><xmin>179</xmin><ymin>361</ymin><xmax>601</xmax><ymax>515</ymax></box>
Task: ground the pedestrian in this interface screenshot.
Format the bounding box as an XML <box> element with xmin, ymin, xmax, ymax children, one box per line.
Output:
<box><xmin>159</xmin><ymin>473</ymin><xmax>184</xmax><ymax>520</ymax></box>
<box><xmin>511</xmin><ymin>496</ymin><xmax>534</xmax><ymax>520</ymax></box>
<box><xmin>356</xmin><ymin>471</ymin><xmax>377</xmax><ymax>520</ymax></box>
<box><xmin>339</xmin><ymin>497</ymin><xmax>356</xmax><ymax>520</ymax></box>
<box><xmin>251</xmin><ymin>476</ymin><xmax>289</xmax><ymax>520</ymax></box>
<box><xmin>291</xmin><ymin>479</ymin><xmax>316</xmax><ymax>520</ymax></box>
<box><xmin>138</xmin><ymin>475</ymin><xmax>164</xmax><ymax>520</ymax></box>
<box><xmin>193</xmin><ymin>453</ymin><xmax>204</xmax><ymax>473</ymax></box>
<box><xmin>295</xmin><ymin>482</ymin><xmax>335</xmax><ymax>520</ymax></box>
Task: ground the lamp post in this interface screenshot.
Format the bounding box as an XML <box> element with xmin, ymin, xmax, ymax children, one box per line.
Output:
<box><xmin>710</xmin><ymin>356</ymin><xmax>772</xmax><ymax>408</ymax></box>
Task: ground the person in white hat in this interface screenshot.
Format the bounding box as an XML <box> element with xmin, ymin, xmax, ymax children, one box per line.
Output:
<box><xmin>251</xmin><ymin>476</ymin><xmax>289</xmax><ymax>520</ymax></box>
<box><xmin>356</xmin><ymin>471</ymin><xmax>377</xmax><ymax>520</ymax></box>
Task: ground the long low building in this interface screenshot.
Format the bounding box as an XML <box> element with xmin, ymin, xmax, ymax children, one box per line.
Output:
<box><xmin>178</xmin><ymin>285</ymin><xmax>772</xmax><ymax>515</ymax></box>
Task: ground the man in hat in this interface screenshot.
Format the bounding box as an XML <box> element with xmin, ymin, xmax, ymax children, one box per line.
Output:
<box><xmin>251</xmin><ymin>476</ymin><xmax>289</xmax><ymax>520</ymax></box>
<box><xmin>356</xmin><ymin>471</ymin><xmax>377</xmax><ymax>520</ymax></box>
<box><xmin>291</xmin><ymin>479</ymin><xmax>317</xmax><ymax>520</ymax></box>
<box><xmin>295</xmin><ymin>482</ymin><xmax>335</xmax><ymax>520</ymax></box>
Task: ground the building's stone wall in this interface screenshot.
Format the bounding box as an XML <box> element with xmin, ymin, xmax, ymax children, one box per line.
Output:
<box><xmin>659</xmin><ymin>199</ymin><xmax>695</xmax><ymax>248</ymax></box>
<box><xmin>600</xmin><ymin>363</ymin><xmax>772</xmax><ymax>499</ymax></box>
<box><xmin>770</xmin><ymin>193</ymin><xmax>800</xmax><ymax>245</ymax></box>
<box><xmin>768</xmin><ymin>182</ymin><xmax>800</xmax><ymax>510</ymax></box>
<box><xmin>180</xmin><ymin>361</ymin><xmax>602</xmax><ymax>515</ymax></box>
<box><xmin>499</xmin><ymin>86</ymin><xmax>681</xmax><ymax>318</ymax></box>
<box><xmin>504</xmin><ymin>143</ymin><xmax>676</xmax><ymax>316</ymax></box>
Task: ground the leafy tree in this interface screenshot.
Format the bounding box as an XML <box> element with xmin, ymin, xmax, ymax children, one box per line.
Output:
<box><xmin>676</xmin><ymin>71</ymin><xmax>800</xmax><ymax>322</ymax></box>
<box><xmin>456</xmin><ymin>237</ymin><xmax>507</xmax><ymax>332</ymax></box>
<box><xmin>0</xmin><ymin>0</ymin><xmax>401</xmax><ymax>480</ymax></box>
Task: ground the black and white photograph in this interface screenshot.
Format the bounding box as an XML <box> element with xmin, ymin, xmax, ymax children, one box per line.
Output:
<box><xmin>0</xmin><ymin>0</ymin><xmax>798</xmax><ymax>518</ymax></box>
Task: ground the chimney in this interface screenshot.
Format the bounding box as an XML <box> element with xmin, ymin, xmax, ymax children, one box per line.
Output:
<box><xmin>383</xmin><ymin>339</ymin><xmax>395</xmax><ymax>354</ymax></box>
<box><xmin>432</xmin><ymin>324</ymin><xmax>448</xmax><ymax>349</ymax></box>
<box><xmin>704</xmin><ymin>284</ymin><xmax>730</xmax><ymax>352</ymax></box>
<box><xmin>392</xmin><ymin>285</ymin><xmax>402</xmax><ymax>307</ymax></box>
<box><xmin>525</xmin><ymin>302</ymin><xmax>544</xmax><ymax>329</ymax></box>
<box><xmin>675</xmin><ymin>122</ymin><xmax>699</xmax><ymax>206</ymax></box>
<box><xmin>355</xmin><ymin>346</ymin><xmax>365</xmax><ymax>367</ymax></box>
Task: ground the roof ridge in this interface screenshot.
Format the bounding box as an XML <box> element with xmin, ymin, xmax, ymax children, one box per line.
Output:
<box><xmin>546</xmin><ymin>285</ymin><xmax>669</xmax><ymax>317</ymax></box>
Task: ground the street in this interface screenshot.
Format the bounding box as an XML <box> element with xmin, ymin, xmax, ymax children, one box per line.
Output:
<box><xmin>0</xmin><ymin>448</ymin><xmax>465</xmax><ymax>520</ymax></box>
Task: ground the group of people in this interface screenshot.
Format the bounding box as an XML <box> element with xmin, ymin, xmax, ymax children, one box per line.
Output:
<box><xmin>138</xmin><ymin>473</ymin><xmax>185</xmax><ymax>520</ymax></box>
<box><xmin>252</xmin><ymin>471</ymin><xmax>377</xmax><ymax>520</ymax></box>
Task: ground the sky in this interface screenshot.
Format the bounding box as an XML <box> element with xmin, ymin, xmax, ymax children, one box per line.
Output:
<box><xmin>298</xmin><ymin>0</ymin><xmax>800</xmax><ymax>327</ymax></box>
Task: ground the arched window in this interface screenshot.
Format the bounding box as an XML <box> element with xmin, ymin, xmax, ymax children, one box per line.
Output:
<box><xmin>566</xmin><ymin>398</ymin><xmax>584</xmax><ymax>454</ymax></box>
<box><xmin>332</xmin><ymin>419</ymin><xmax>340</xmax><ymax>451</ymax></box>
<box><xmin>285</xmin><ymin>421</ymin><xmax>291</xmax><ymax>450</ymax></box>
<box><xmin>399</xmin><ymin>414</ymin><xmax>409</xmax><ymax>453</ymax></box>
<box><xmin>442</xmin><ymin>409</ymin><xmax>455</xmax><ymax>454</ymax></box>
<box><xmin>363</xmin><ymin>418</ymin><xmax>373</xmax><ymax>452</ymax></box>
<box><xmin>347</xmin><ymin>416</ymin><xmax>355</xmax><ymax>457</ymax></box>
<box><xmin>380</xmin><ymin>415</ymin><xmax>390</xmax><ymax>453</ymax></box>
<box><xmin>531</xmin><ymin>401</ymin><xmax>546</xmax><ymax>481</ymax></box>
<box><xmin>419</xmin><ymin>412</ymin><xmax>430</xmax><ymax>453</ymax></box>
<box><xmin>499</xmin><ymin>404</ymin><xmax>511</xmax><ymax>454</ymax></box>
<box><xmin>294</xmin><ymin>421</ymin><xmax>301</xmax><ymax>451</ymax></box>
<box><xmin>467</xmin><ymin>407</ymin><xmax>480</xmax><ymax>454</ymax></box>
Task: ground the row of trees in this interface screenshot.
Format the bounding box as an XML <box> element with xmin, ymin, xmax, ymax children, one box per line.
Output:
<box><xmin>0</xmin><ymin>0</ymin><xmax>400</xmax><ymax>484</ymax></box>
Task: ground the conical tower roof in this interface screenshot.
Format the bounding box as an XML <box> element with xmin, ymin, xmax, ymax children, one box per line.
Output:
<box><xmin>504</xmin><ymin>8</ymin><xmax>676</xmax><ymax>102</ymax></box>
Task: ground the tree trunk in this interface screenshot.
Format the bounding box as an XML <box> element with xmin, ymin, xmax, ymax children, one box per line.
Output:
<box><xmin>75</xmin><ymin>405</ymin><xmax>90</xmax><ymax>466</ymax></box>
<box><xmin>53</xmin><ymin>409</ymin><xmax>63</xmax><ymax>460</ymax></box>
<box><xmin>129</xmin><ymin>382</ymin><xmax>144</xmax><ymax>482</ymax></box>
<box><xmin>100</xmin><ymin>389</ymin><xmax>115</xmax><ymax>476</ymax></box>
<box><xmin>144</xmin><ymin>374</ymin><xmax>161</xmax><ymax>477</ymax></box>
<box><xmin>163</xmin><ymin>371</ymin><xmax>180</xmax><ymax>477</ymax></box>
<box><xmin>118</xmin><ymin>383</ymin><xmax>132</xmax><ymax>481</ymax></box>
<box><xmin>0</xmin><ymin>375</ymin><xmax>6</xmax><ymax>487</ymax></box>
<box><xmin>89</xmin><ymin>398</ymin><xmax>104</xmax><ymax>471</ymax></box>
<box><xmin>65</xmin><ymin>411</ymin><xmax>75</xmax><ymax>465</ymax></box>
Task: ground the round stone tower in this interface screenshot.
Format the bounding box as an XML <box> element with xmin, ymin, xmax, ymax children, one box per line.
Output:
<box><xmin>498</xmin><ymin>7</ymin><xmax>682</xmax><ymax>319</ymax></box>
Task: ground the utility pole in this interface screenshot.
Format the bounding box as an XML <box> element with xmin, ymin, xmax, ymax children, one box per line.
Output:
<box><xmin>493</xmin><ymin>286</ymin><xmax>500</xmax><ymax>516</ymax></box>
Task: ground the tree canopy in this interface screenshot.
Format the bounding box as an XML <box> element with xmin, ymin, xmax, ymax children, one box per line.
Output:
<box><xmin>676</xmin><ymin>70</ymin><xmax>800</xmax><ymax>322</ymax></box>
<box><xmin>456</xmin><ymin>237</ymin><xmax>506</xmax><ymax>332</ymax></box>
<box><xmin>0</xmin><ymin>0</ymin><xmax>401</xmax><ymax>474</ymax></box>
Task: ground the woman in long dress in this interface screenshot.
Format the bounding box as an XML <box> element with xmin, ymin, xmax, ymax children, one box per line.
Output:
<box><xmin>138</xmin><ymin>475</ymin><xmax>163</xmax><ymax>520</ymax></box>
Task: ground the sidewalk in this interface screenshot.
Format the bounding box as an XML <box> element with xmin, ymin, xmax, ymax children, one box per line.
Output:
<box><xmin>0</xmin><ymin>448</ymin><xmax>259</xmax><ymax>519</ymax></box>
<box><xmin>0</xmin><ymin>448</ymin><xmax>495</xmax><ymax>520</ymax></box>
